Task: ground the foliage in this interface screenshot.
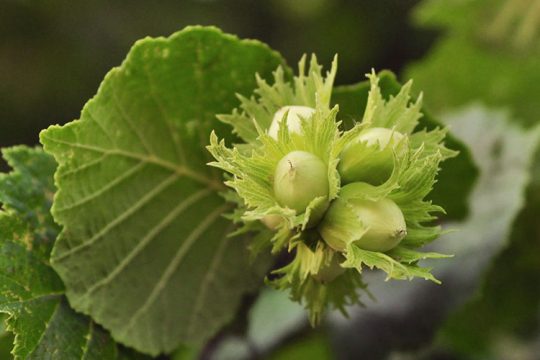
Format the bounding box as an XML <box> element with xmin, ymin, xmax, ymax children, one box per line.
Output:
<box><xmin>405</xmin><ymin>0</ymin><xmax>540</xmax><ymax>356</ymax></box>
<box><xmin>0</xmin><ymin>0</ymin><xmax>430</xmax><ymax>150</ymax></box>
<box><xmin>267</xmin><ymin>333</ymin><xmax>333</xmax><ymax>360</ymax></box>
<box><xmin>332</xmin><ymin>72</ymin><xmax>477</xmax><ymax>220</ymax></box>
<box><xmin>327</xmin><ymin>105</ymin><xmax>540</xmax><ymax>360</ymax></box>
<box><xmin>0</xmin><ymin>24</ymin><xmax>486</xmax><ymax>358</ymax></box>
<box><xmin>208</xmin><ymin>56</ymin><xmax>461</xmax><ymax>324</ymax></box>
<box><xmin>407</xmin><ymin>0</ymin><xmax>540</xmax><ymax>127</ymax></box>
<box><xmin>0</xmin><ymin>146</ymin><xmax>146</xmax><ymax>359</ymax></box>
<box><xmin>435</xmin><ymin>108</ymin><xmax>540</xmax><ymax>358</ymax></box>
<box><xmin>39</xmin><ymin>26</ymin><xmax>283</xmax><ymax>356</ymax></box>
<box><xmin>0</xmin><ymin>0</ymin><xmax>536</xmax><ymax>356</ymax></box>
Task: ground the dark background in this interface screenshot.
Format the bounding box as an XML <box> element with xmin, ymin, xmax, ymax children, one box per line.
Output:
<box><xmin>0</xmin><ymin>0</ymin><xmax>436</xmax><ymax>149</ymax></box>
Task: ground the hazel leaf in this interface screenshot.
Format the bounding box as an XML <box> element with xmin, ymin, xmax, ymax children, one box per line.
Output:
<box><xmin>40</xmin><ymin>26</ymin><xmax>283</xmax><ymax>355</ymax></box>
<box><xmin>0</xmin><ymin>146</ymin><xmax>136</xmax><ymax>360</ymax></box>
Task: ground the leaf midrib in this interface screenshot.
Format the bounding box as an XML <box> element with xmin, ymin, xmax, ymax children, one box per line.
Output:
<box><xmin>41</xmin><ymin>134</ymin><xmax>223</xmax><ymax>191</ymax></box>
<box><xmin>51</xmin><ymin>172</ymin><xmax>181</xmax><ymax>262</ymax></box>
<box><xmin>78</xmin><ymin>188</ymin><xmax>215</xmax><ymax>300</ymax></box>
<box><xmin>119</xmin><ymin>204</ymin><xmax>229</xmax><ymax>339</ymax></box>
<box><xmin>185</xmin><ymin>223</ymin><xmax>234</xmax><ymax>340</ymax></box>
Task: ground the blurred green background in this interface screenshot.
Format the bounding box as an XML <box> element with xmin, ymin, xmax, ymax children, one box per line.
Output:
<box><xmin>1</xmin><ymin>0</ymin><xmax>539</xmax><ymax>359</ymax></box>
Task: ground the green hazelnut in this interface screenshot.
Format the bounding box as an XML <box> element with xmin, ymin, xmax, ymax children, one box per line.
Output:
<box><xmin>260</xmin><ymin>214</ymin><xmax>283</xmax><ymax>230</ymax></box>
<box><xmin>313</xmin><ymin>253</ymin><xmax>346</xmax><ymax>283</ymax></box>
<box><xmin>338</xmin><ymin>127</ymin><xmax>407</xmax><ymax>185</ymax></box>
<box><xmin>273</xmin><ymin>150</ymin><xmax>329</xmax><ymax>215</ymax></box>
<box><xmin>319</xmin><ymin>182</ymin><xmax>407</xmax><ymax>252</ymax></box>
<box><xmin>268</xmin><ymin>106</ymin><xmax>316</xmax><ymax>139</ymax></box>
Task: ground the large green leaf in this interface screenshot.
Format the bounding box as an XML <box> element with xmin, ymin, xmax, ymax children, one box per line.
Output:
<box><xmin>0</xmin><ymin>146</ymin><xmax>135</xmax><ymax>360</ymax></box>
<box><xmin>40</xmin><ymin>26</ymin><xmax>284</xmax><ymax>355</ymax></box>
<box><xmin>331</xmin><ymin>71</ymin><xmax>478</xmax><ymax>220</ymax></box>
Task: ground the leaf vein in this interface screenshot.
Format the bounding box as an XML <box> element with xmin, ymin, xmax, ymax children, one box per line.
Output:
<box><xmin>186</xmin><ymin>223</ymin><xmax>233</xmax><ymax>339</ymax></box>
<box><xmin>86</xmin><ymin>109</ymin><xmax>116</xmax><ymax>147</ymax></box>
<box><xmin>26</xmin><ymin>299</ymin><xmax>62</xmax><ymax>358</ymax></box>
<box><xmin>121</xmin><ymin>204</ymin><xmax>227</xmax><ymax>335</ymax></box>
<box><xmin>80</xmin><ymin>318</ymin><xmax>94</xmax><ymax>360</ymax></box>
<box><xmin>193</xmin><ymin>39</ymin><xmax>221</xmax><ymax>182</ymax></box>
<box><xmin>80</xmin><ymin>187</ymin><xmax>214</xmax><ymax>298</ymax></box>
<box><xmin>55</xmin><ymin>161</ymin><xmax>147</xmax><ymax>212</ymax></box>
<box><xmin>111</xmin><ymin>82</ymin><xmax>154</xmax><ymax>156</ymax></box>
<box><xmin>52</xmin><ymin>173</ymin><xmax>180</xmax><ymax>262</ymax></box>
<box><xmin>42</xmin><ymin>135</ymin><xmax>222</xmax><ymax>190</ymax></box>
<box><xmin>0</xmin><ymin>293</ymin><xmax>64</xmax><ymax>310</ymax></box>
<box><xmin>141</xmin><ymin>60</ymin><xmax>187</xmax><ymax>165</ymax></box>
<box><xmin>57</xmin><ymin>153</ymin><xmax>110</xmax><ymax>178</ymax></box>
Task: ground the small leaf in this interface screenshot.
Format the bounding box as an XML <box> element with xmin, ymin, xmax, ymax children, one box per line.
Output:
<box><xmin>0</xmin><ymin>146</ymin><xmax>59</xmax><ymax>257</ymax></box>
<box><xmin>40</xmin><ymin>26</ymin><xmax>284</xmax><ymax>355</ymax></box>
<box><xmin>0</xmin><ymin>146</ymin><xmax>131</xmax><ymax>360</ymax></box>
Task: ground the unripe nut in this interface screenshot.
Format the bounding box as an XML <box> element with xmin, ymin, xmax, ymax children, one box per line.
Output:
<box><xmin>338</xmin><ymin>127</ymin><xmax>407</xmax><ymax>185</ymax></box>
<box><xmin>349</xmin><ymin>197</ymin><xmax>407</xmax><ymax>252</ymax></box>
<box><xmin>319</xmin><ymin>182</ymin><xmax>407</xmax><ymax>252</ymax></box>
<box><xmin>360</xmin><ymin>127</ymin><xmax>405</xmax><ymax>149</ymax></box>
<box><xmin>273</xmin><ymin>151</ymin><xmax>329</xmax><ymax>214</ymax></box>
<box><xmin>260</xmin><ymin>214</ymin><xmax>282</xmax><ymax>230</ymax></box>
<box><xmin>268</xmin><ymin>106</ymin><xmax>316</xmax><ymax>139</ymax></box>
<box><xmin>313</xmin><ymin>254</ymin><xmax>346</xmax><ymax>283</ymax></box>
